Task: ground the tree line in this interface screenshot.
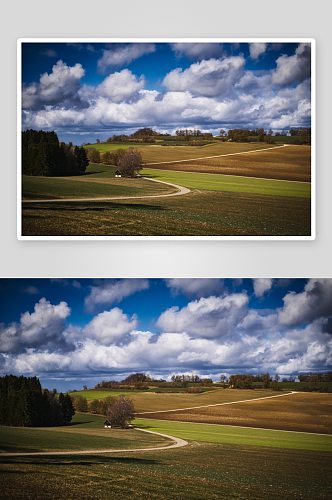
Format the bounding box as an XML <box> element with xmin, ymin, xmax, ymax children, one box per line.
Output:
<box><xmin>227</xmin><ymin>373</ymin><xmax>282</xmax><ymax>391</ymax></box>
<box><xmin>170</xmin><ymin>374</ymin><xmax>213</xmax><ymax>385</ymax></box>
<box><xmin>22</xmin><ymin>129</ymin><xmax>89</xmax><ymax>176</ymax></box>
<box><xmin>103</xmin><ymin>128</ymin><xmax>158</xmax><ymax>144</ymax></box>
<box><xmin>221</xmin><ymin>371</ymin><xmax>332</xmax><ymax>392</ymax></box>
<box><xmin>0</xmin><ymin>375</ymin><xmax>75</xmax><ymax>427</ymax></box>
<box><xmin>86</xmin><ymin>147</ymin><xmax>143</xmax><ymax>178</ymax></box>
<box><xmin>70</xmin><ymin>394</ymin><xmax>135</xmax><ymax>428</ymax></box>
<box><xmin>95</xmin><ymin>373</ymin><xmax>153</xmax><ymax>390</ymax></box>
<box><xmin>94</xmin><ymin>372</ymin><xmax>213</xmax><ymax>389</ymax></box>
<box><xmin>89</xmin><ymin>128</ymin><xmax>213</xmax><ymax>145</ymax></box>
<box><xmin>223</xmin><ymin>127</ymin><xmax>311</xmax><ymax>144</ymax></box>
<box><xmin>297</xmin><ymin>372</ymin><xmax>332</xmax><ymax>382</ymax></box>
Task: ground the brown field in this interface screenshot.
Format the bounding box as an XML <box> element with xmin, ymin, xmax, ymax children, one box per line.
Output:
<box><xmin>136</xmin><ymin>392</ymin><xmax>332</xmax><ymax>434</ymax></box>
<box><xmin>139</xmin><ymin>142</ymin><xmax>280</xmax><ymax>163</ymax></box>
<box><xmin>145</xmin><ymin>145</ymin><xmax>311</xmax><ymax>182</ymax></box>
<box><xmin>130</xmin><ymin>389</ymin><xmax>276</xmax><ymax>413</ymax></box>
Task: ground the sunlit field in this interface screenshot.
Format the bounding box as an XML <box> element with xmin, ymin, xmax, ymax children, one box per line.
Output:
<box><xmin>144</xmin><ymin>145</ymin><xmax>311</xmax><ymax>183</ymax></box>
<box><xmin>1</xmin><ymin>391</ymin><xmax>331</xmax><ymax>500</ymax></box>
<box><xmin>21</xmin><ymin>142</ymin><xmax>312</xmax><ymax>237</ymax></box>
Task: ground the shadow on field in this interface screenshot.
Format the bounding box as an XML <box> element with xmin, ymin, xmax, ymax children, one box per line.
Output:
<box><xmin>78</xmin><ymin>170</ymin><xmax>108</xmax><ymax>176</ymax></box>
<box><xmin>0</xmin><ymin>446</ymin><xmax>43</xmax><ymax>454</ymax></box>
<box><xmin>0</xmin><ymin>456</ymin><xmax>160</xmax><ymax>467</ymax></box>
<box><xmin>65</xmin><ymin>420</ymin><xmax>96</xmax><ymax>426</ymax></box>
<box><xmin>22</xmin><ymin>202</ymin><xmax>166</xmax><ymax>212</ymax></box>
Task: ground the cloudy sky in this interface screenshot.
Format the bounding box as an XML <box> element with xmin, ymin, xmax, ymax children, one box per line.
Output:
<box><xmin>21</xmin><ymin>40</ymin><xmax>312</xmax><ymax>145</ymax></box>
<box><xmin>0</xmin><ymin>278</ymin><xmax>330</xmax><ymax>392</ymax></box>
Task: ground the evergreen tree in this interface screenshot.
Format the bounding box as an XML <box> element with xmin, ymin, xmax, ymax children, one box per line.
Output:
<box><xmin>0</xmin><ymin>375</ymin><xmax>75</xmax><ymax>427</ymax></box>
<box><xmin>22</xmin><ymin>130</ymin><xmax>89</xmax><ymax>176</ymax></box>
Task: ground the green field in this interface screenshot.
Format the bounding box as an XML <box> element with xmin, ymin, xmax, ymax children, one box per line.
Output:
<box><xmin>0</xmin><ymin>413</ymin><xmax>172</xmax><ymax>454</ymax></box>
<box><xmin>22</xmin><ymin>189</ymin><xmax>311</xmax><ymax>237</ymax></box>
<box><xmin>1</xmin><ymin>442</ymin><xmax>330</xmax><ymax>500</ymax></box>
<box><xmin>135</xmin><ymin>419</ymin><xmax>332</xmax><ymax>452</ymax></box>
<box><xmin>70</xmin><ymin>390</ymin><xmax>139</xmax><ymax>400</ymax></box>
<box><xmin>22</xmin><ymin>165</ymin><xmax>175</xmax><ymax>200</ymax></box>
<box><xmin>142</xmin><ymin>169</ymin><xmax>310</xmax><ymax>198</ymax></box>
<box><xmin>22</xmin><ymin>164</ymin><xmax>309</xmax><ymax>200</ymax></box>
<box><xmin>83</xmin><ymin>142</ymin><xmax>142</xmax><ymax>152</ymax></box>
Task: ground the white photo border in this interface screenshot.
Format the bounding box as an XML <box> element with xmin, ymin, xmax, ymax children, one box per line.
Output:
<box><xmin>17</xmin><ymin>37</ymin><xmax>316</xmax><ymax>241</ymax></box>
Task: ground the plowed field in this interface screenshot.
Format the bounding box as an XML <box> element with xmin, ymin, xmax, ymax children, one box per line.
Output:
<box><xmin>137</xmin><ymin>393</ymin><xmax>332</xmax><ymax>434</ymax></box>
<box><xmin>146</xmin><ymin>145</ymin><xmax>311</xmax><ymax>182</ymax></box>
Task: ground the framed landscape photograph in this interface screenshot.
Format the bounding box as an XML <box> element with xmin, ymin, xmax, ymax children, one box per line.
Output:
<box><xmin>18</xmin><ymin>39</ymin><xmax>315</xmax><ymax>240</ymax></box>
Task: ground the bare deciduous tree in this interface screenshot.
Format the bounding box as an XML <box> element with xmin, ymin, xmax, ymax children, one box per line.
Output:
<box><xmin>117</xmin><ymin>148</ymin><xmax>143</xmax><ymax>178</ymax></box>
<box><xmin>106</xmin><ymin>395</ymin><xmax>135</xmax><ymax>428</ymax></box>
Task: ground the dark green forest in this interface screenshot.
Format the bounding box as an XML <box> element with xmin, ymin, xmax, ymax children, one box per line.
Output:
<box><xmin>0</xmin><ymin>375</ymin><xmax>74</xmax><ymax>427</ymax></box>
<box><xmin>22</xmin><ymin>129</ymin><xmax>89</xmax><ymax>176</ymax></box>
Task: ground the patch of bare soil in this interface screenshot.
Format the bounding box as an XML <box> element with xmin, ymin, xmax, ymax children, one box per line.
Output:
<box><xmin>137</xmin><ymin>393</ymin><xmax>332</xmax><ymax>434</ymax></box>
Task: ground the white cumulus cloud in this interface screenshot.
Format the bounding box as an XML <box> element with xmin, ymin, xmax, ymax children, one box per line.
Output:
<box><xmin>97</xmin><ymin>43</ymin><xmax>156</xmax><ymax>73</ymax></box>
<box><xmin>22</xmin><ymin>60</ymin><xmax>85</xmax><ymax>110</ymax></box>
<box><xmin>96</xmin><ymin>69</ymin><xmax>146</xmax><ymax>103</ymax></box>
<box><xmin>165</xmin><ymin>278</ymin><xmax>226</xmax><ymax>298</ymax></box>
<box><xmin>271</xmin><ymin>43</ymin><xmax>311</xmax><ymax>86</ymax></box>
<box><xmin>83</xmin><ymin>308</ymin><xmax>138</xmax><ymax>345</ymax></box>
<box><xmin>156</xmin><ymin>293</ymin><xmax>249</xmax><ymax>339</ymax></box>
<box><xmin>253</xmin><ymin>278</ymin><xmax>274</xmax><ymax>297</ymax></box>
<box><xmin>170</xmin><ymin>42</ymin><xmax>225</xmax><ymax>60</ymax></box>
<box><xmin>162</xmin><ymin>56</ymin><xmax>246</xmax><ymax>97</ymax></box>
<box><xmin>278</xmin><ymin>279</ymin><xmax>332</xmax><ymax>327</ymax></box>
<box><xmin>0</xmin><ymin>298</ymin><xmax>72</xmax><ymax>353</ymax></box>
<box><xmin>84</xmin><ymin>279</ymin><xmax>150</xmax><ymax>313</ymax></box>
<box><xmin>249</xmin><ymin>43</ymin><xmax>267</xmax><ymax>60</ymax></box>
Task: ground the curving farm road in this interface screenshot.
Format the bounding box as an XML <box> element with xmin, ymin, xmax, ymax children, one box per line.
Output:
<box><xmin>22</xmin><ymin>144</ymin><xmax>291</xmax><ymax>204</ymax></box>
<box><xmin>0</xmin><ymin>427</ymin><xmax>188</xmax><ymax>457</ymax></box>
<box><xmin>22</xmin><ymin>178</ymin><xmax>190</xmax><ymax>204</ymax></box>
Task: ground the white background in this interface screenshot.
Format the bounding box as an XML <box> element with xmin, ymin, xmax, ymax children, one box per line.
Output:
<box><xmin>1</xmin><ymin>0</ymin><xmax>331</xmax><ymax>279</ymax></box>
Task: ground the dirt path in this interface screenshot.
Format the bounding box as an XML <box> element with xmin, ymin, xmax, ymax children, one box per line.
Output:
<box><xmin>0</xmin><ymin>427</ymin><xmax>188</xmax><ymax>457</ymax></box>
<box><xmin>22</xmin><ymin>178</ymin><xmax>190</xmax><ymax>204</ymax></box>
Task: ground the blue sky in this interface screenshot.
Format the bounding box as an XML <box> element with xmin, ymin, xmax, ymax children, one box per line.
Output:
<box><xmin>21</xmin><ymin>41</ymin><xmax>312</xmax><ymax>145</ymax></box>
<box><xmin>0</xmin><ymin>278</ymin><xmax>330</xmax><ymax>392</ymax></box>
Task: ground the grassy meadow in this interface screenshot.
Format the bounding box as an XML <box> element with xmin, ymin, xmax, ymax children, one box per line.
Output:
<box><xmin>22</xmin><ymin>165</ymin><xmax>176</xmax><ymax>201</ymax></box>
<box><xmin>142</xmin><ymin>168</ymin><xmax>310</xmax><ymax>198</ymax></box>
<box><xmin>83</xmin><ymin>142</ymin><xmax>142</xmax><ymax>152</ymax></box>
<box><xmin>135</xmin><ymin>419</ymin><xmax>332</xmax><ymax>452</ymax></box>
<box><xmin>0</xmin><ymin>413</ymin><xmax>172</xmax><ymax>454</ymax></box>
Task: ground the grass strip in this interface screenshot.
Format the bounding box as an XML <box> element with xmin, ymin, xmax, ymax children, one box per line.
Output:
<box><xmin>142</xmin><ymin>169</ymin><xmax>311</xmax><ymax>198</ymax></box>
<box><xmin>135</xmin><ymin>419</ymin><xmax>332</xmax><ymax>452</ymax></box>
